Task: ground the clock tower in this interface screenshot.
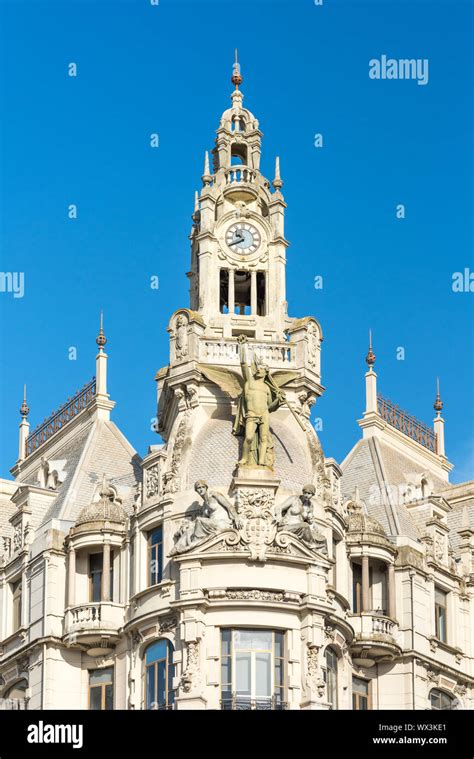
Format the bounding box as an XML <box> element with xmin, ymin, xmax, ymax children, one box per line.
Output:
<box><xmin>188</xmin><ymin>54</ymin><xmax>289</xmax><ymax>342</ymax></box>
<box><xmin>156</xmin><ymin>55</ymin><xmax>324</xmax><ymax>443</ymax></box>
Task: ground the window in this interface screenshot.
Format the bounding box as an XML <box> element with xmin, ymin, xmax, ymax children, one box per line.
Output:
<box><xmin>148</xmin><ymin>526</ymin><xmax>163</xmax><ymax>586</ymax></box>
<box><xmin>230</xmin><ymin>144</ymin><xmax>247</xmax><ymax>165</ymax></box>
<box><xmin>145</xmin><ymin>640</ymin><xmax>174</xmax><ymax>710</ymax></box>
<box><xmin>352</xmin><ymin>677</ymin><xmax>371</xmax><ymax>710</ymax></box>
<box><xmin>4</xmin><ymin>679</ymin><xmax>27</xmax><ymax>701</ymax></box>
<box><xmin>430</xmin><ymin>689</ymin><xmax>456</xmax><ymax>711</ymax></box>
<box><xmin>88</xmin><ymin>552</ymin><xmax>114</xmax><ymax>602</ymax></box>
<box><xmin>89</xmin><ymin>668</ymin><xmax>113</xmax><ymax>710</ymax></box>
<box><xmin>435</xmin><ymin>587</ymin><xmax>447</xmax><ymax>642</ymax></box>
<box><xmin>256</xmin><ymin>272</ymin><xmax>266</xmax><ymax>315</ymax></box>
<box><xmin>221</xmin><ymin>629</ymin><xmax>285</xmax><ymax>710</ymax></box>
<box><xmin>11</xmin><ymin>579</ymin><xmax>22</xmax><ymax>632</ymax></box>
<box><xmin>324</xmin><ymin>648</ymin><xmax>338</xmax><ymax>709</ymax></box>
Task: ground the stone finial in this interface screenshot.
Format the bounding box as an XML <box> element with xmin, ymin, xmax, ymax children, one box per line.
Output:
<box><xmin>231</xmin><ymin>48</ymin><xmax>243</xmax><ymax>88</ymax></box>
<box><xmin>272</xmin><ymin>156</ymin><xmax>283</xmax><ymax>190</ymax></box>
<box><xmin>202</xmin><ymin>151</ymin><xmax>211</xmax><ymax>184</ymax></box>
<box><xmin>365</xmin><ymin>329</ymin><xmax>376</xmax><ymax>367</ymax></box>
<box><xmin>20</xmin><ymin>384</ymin><xmax>29</xmax><ymax>418</ymax></box>
<box><xmin>434</xmin><ymin>377</ymin><xmax>443</xmax><ymax>413</ymax></box>
<box><xmin>96</xmin><ymin>312</ymin><xmax>107</xmax><ymax>350</ymax></box>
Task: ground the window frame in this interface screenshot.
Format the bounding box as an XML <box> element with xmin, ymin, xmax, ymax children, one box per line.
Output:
<box><xmin>220</xmin><ymin>628</ymin><xmax>286</xmax><ymax>708</ymax></box>
<box><xmin>88</xmin><ymin>667</ymin><xmax>114</xmax><ymax>711</ymax></box>
<box><xmin>144</xmin><ymin>639</ymin><xmax>175</xmax><ymax>710</ymax></box>
<box><xmin>11</xmin><ymin>578</ymin><xmax>22</xmax><ymax>633</ymax></box>
<box><xmin>324</xmin><ymin>647</ymin><xmax>338</xmax><ymax>710</ymax></box>
<box><xmin>434</xmin><ymin>586</ymin><xmax>448</xmax><ymax>643</ymax></box>
<box><xmin>352</xmin><ymin>676</ymin><xmax>371</xmax><ymax>710</ymax></box>
<box><xmin>429</xmin><ymin>688</ymin><xmax>455</xmax><ymax>711</ymax></box>
<box><xmin>88</xmin><ymin>551</ymin><xmax>114</xmax><ymax>603</ymax></box>
<box><xmin>148</xmin><ymin>526</ymin><xmax>163</xmax><ymax>587</ymax></box>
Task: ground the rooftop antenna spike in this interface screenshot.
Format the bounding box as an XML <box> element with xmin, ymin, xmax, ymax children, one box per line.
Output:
<box><xmin>231</xmin><ymin>48</ymin><xmax>243</xmax><ymax>88</ymax></box>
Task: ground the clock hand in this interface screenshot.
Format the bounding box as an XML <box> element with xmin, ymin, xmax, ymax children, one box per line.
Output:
<box><xmin>229</xmin><ymin>232</ymin><xmax>244</xmax><ymax>246</ymax></box>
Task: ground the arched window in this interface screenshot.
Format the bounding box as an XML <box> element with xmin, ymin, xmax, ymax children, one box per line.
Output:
<box><xmin>4</xmin><ymin>679</ymin><xmax>27</xmax><ymax>700</ymax></box>
<box><xmin>324</xmin><ymin>647</ymin><xmax>338</xmax><ymax>709</ymax></box>
<box><xmin>430</xmin><ymin>688</ymin><xmax>456</xmax><ymax>710</ymax></box>
<box><xmin>231</xmin><ymin>144</ymin><xmax>247</xmax><ymax>166</ymax></box>
<box><xmin>145</xmin><ymin>640</ymin><xmax>174</xmax><ymax>710</ymax></box>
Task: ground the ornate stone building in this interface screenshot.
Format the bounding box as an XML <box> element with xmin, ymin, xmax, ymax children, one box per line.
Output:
<box><xmin>0</xmin><ymin>61</ymin><xmax>472</xmax><ymax>711</ymax></box>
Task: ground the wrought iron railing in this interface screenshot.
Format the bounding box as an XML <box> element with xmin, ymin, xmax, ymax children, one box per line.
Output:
<box><xmin>220</xmin><ymin>695</ymin><xmax>287</xmax><ymax>711</ymax></box>
<box><xmin>25</xmin><ymin>377</ymin><xmax>96</xmax><ymax>458</ymax></box>
<box><xmin>377</xmin><ymin>394</ymin><xmax>436</xmax><ymax>453</ymax></box>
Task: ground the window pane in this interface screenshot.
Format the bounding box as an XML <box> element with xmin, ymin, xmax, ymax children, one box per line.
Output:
<box><xmin>91</xmin><ymin>573</ymin><xmax>102</xmax><ymax>602</ymax></box>
<box><xmin>157</xmin><ymin>660</ymin><xmax>166</xmax><ymax>705</ymax></box>
<box><xmin>104</xmin><ymin>684</ymin><xmax>113</xmax><ymax>711</ymax></box>
<box><xmin>146</xmin><ymin>665</ymin><xmax>155</xmax><ymax>709</ymax></box>
<box><xmin>234</xmin><ymin>630</ymin><xmax>272</xmax><ymax>651</ymax></box>
<box><xmin>145</xmin><ymin>639</ymin><xmax>168</xmax><ymax>665</ymax></box>
<box><xmin>90</xmin><ymin>554</ymin><xmax>102</xmax><ymax>571</ymax></box>
<box><xmin>221</xmin><ymin>629</ymin><xmax>232</xmax><ymax>656</ymax></box>
<box><xmin>274</xmin><ymin>661</ymin><xmax>283</xmax><ymax>690</ymax></box>
<box><xmin>255</xmin><ymin>653</ymin><xmax>271</xmax><ymax>698</ymax></box>
<box><xmin>151</xmin><ymin>527</ymin><xmax>162</xmax><ymax>546</ymax></box>
<box><xmin>90</xmin><ymin>668</ymin><xmax>112</xmax><ymax>685</ymax></box>
<box><xmin>274</xmin><ymin>632</ymin><xmax>283</xmax><ymax>659</ymax></box>
<box><xmin>353</xmin><ymin>677</ymin><xmax>369</xmax><ymax>695</ymax></box>
<box><xmin>236</xmin><ymin>653</ymin><xmax>251</xmax><ymax>695</ymax></box>
<box><xmin>435</xmin><ymin>588</ymin><xmax>447</xmax><ymax>606</ymax></box>
<box><xmin>221</xmin><ymin>659</ymin><xmax>232</xmax><ymax>686</ymax></box>
<box><xmin>89</xmin><ymin>686</ymin><xmax>102</xmax><ymax>711</ymax></box>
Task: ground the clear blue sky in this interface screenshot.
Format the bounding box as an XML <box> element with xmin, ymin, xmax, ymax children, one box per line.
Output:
<box><xmin>0</xmin><ymin>0</ymin><xmax>472</xmax><ymax>482</ymax></box>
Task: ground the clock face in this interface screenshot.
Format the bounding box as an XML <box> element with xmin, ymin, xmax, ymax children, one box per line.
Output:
<box><xmin>226</xmin><ymin>222</ymin><xmax>261</xmax><ymax>254</ymax></box>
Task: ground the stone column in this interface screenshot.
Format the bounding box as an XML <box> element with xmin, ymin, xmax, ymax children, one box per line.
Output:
<box><xmin>228</xmin><ymin>269</ymin><xmax>235</xmax><ymax>314</ymax></box>
<box><xmin>388</xmin><ymin>563</ymin><xmax>396</xmax><ymax>619</ymax></box>
<box><xmin>362</xmin><ymin>555</ymin><xmax>370</xmax><ymax>612</ymax></box>
<box><xmin>250</xmin><ymin>270</ymin><xmax>257</xmax><ymax>315</ymax></box>
<box><xmin>67</xmin><ymin>546</ymin><xmax>76</xmax><ymax>607</ymax></box>
<box><xmin>101</xmin><ymin>543</ymin><xmax>111</xmax><ymax>602</ymax></box>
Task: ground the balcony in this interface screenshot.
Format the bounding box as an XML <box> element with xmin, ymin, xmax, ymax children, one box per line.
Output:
<box><xmin>199</xmin><ymin>338</ymin><xmax>295</xmax><ymax>368</ymax></box>
<box><xmin>220</xmin><ymin>695</ymin><xmax>287</xmax><ymax>711</ymax></box>
<box><xmin>0</xmin><ymin>698</ymin><xmax>28</xmax><ymax>710</ymax></box>
<box><xmin>63</xmin><ymin>602</ymin><xmax>124</xmax><ymax>650</ymax></box>
<box><xmin>349</xmin><ymin>612</ymin><xmax>401</xmax><ymax>668</ymax></box>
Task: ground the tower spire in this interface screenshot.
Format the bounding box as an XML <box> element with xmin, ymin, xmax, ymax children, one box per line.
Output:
<box><xmin>231</xmin><ymin>48</ymin><xmax>242</xmax><ymax>89</ymax></box>
<box><xmin>364</xmin><ymin>330</ymin><xmax>378</xmax><ymax>415</ymax></box>
<box><xmin>433</xmin><ymin>377</ymin><xmax>445</xmax><ymax>457</ymax></box>
<box><xmin>272</xmin><ymin>156</ymin><xmax>283</xmax><ymax>190</ymax></box>
<box><xmin>202</xmin><ymin>151</ymin><xmax>211</xmax><ymax>185</ymax></box>
<box><xmin>365</xmin><ymin>329</ymin><xmax>376</xmax><ymax>368</ymax></box>
<box><xmin>18</xmin><ymin>384</ymin><xmax>30</xmax><ymax>462</ymax></box>
<box><xmin>96</xmin><ymin>313</ymin><xmax>109</xmax><ymax>400</ymax></box>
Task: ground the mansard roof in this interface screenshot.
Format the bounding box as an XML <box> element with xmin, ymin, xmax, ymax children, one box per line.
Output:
<box><xmin>15</xmin><ymin>417</ymin><xmax>141</xmax><ymax>530</ymax></box>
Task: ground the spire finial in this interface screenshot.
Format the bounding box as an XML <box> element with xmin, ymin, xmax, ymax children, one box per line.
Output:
<box><xmin>434</xmin><ymin>377</ymin><xmax>443</xmax><ymax>412</ymax></box>
<box><xmin>272</xmin><ymin>156</ymin><xmax>283</xmax><ymax>190</ymax></box>
<box><xmin>202</xmin><ymin>151</ymin><xmax>211</xmax><ymax>185</ymax></box>
<box><xmin>20</xmin><ymin>384</ymin><xmax>29</xmax><ymax>418</ymax></box>
<box><xmin>365</xmin><ymin>329</ymin><xmax>376</xmax><ymax>367</ymax></box>
<box><xmin>96</xmin><ymin>311</ymin><xmax>107</xmax><ymax>350</ymax></box>
<box><xmin>231</xmin><ymin>48</ymin><xmax>243</xmax><ymax>88</ymax></box>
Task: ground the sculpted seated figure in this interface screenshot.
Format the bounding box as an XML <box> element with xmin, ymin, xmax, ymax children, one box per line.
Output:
<box><xmin>278</xmin><ymin>484</ymin><xmax>328</xmax><ymax>554</ymax></box>
<box><xmin>171</xmin><ymin>480</ymin><xmax>241</xmax><ymax>555</ymax></box>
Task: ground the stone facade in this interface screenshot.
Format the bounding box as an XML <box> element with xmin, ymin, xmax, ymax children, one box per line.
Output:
<box><xmin>0</xmin><ymin>65</ymin><xmax>472</xmax><ymax>712</ymax></box>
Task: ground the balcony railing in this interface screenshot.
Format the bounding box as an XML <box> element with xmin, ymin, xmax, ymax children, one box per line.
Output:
<box><xmin>64</xmin><ymin>602</ymin><xmax>124</xmax><ymax>636</ymax></box>
<box><xmin>377</xmin><ymin>394</ymin><xmax>436</xmax><ymax>453</ymax></box>
<box><xmin>0</xmin><ymin>698</ymin><xmax>27</xmax><ymax>710</ymax></box>
<box><xmin>200</xmin><ymin>339</ymin><xmax>294</xmax><ymax>367</ymax></box>
<box><xmin>351</xmin><ymin>612</ymin><xmax>398</xmax><ymax>639</ymax></box>
<box><xmin>26</xmin><ymin>377</ymin><xmax>96</xmax><ymax>458</ymax></box>
<box><xmin>220</xmin><ymin>695</ymin><xmax>287</xmax><ymax>711</ymax></box>
<box><xmin>224</xmin><ymin>166</ymin><xmax>257</xmax><ymax>186</ymax></box>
